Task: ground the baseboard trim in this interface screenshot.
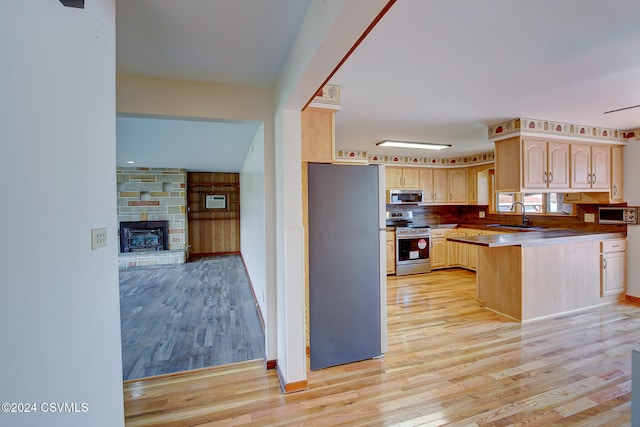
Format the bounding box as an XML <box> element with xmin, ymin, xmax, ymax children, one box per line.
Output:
<box><xmin>276</xmin><ymin>365</ymin><xmax>308</xmax><ymax>394</ymax></box>
<box><xmin>266</xmin><ymin>359</ymin><xmax>277</xmax><ymax>370</ymax></box>
<box><xmin>240</xmin><ymin>254</ymin><xmax>266</xmax><ymax>331</ymax></box>
<box><xmin>626</xmin><ymin>294</ymin><xmax>640</xmax><ymax>304</ymax></box>
<box><xmin>122</xmin><ymin>359</ymin><xmax>264</xmax><ymax>384</ymax></box>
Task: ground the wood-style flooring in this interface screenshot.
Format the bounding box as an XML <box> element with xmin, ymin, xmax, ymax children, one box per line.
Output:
<box><xmin>124</xmin><ymin>269</ymin><xmax>640</xmax><ymax>426</ymax></box>
<box><xmin>119</xmin><ymin>255</ymin><xmax>264</xmax><ymax>380</ymax></box>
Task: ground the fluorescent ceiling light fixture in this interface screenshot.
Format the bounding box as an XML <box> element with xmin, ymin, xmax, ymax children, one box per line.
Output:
<box><xmin>127</xmin><ymin>160</ymin><xmax>136</xmax><ymax>164</ymax></box>
<box><xmin>376</xmin><ymin>140</ymin><xmax>451</xmax><ymax>150</ymax></box>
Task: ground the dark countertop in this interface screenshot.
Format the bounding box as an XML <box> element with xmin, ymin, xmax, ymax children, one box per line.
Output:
<box><xmin>447</xmin><ymin>229</ymin><xmax>626</xmax><ymax>248</ymax></box>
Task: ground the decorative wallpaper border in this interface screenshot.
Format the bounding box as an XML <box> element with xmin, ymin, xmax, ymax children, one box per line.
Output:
<box><xmin>308</xmin><ymin>84</ymin><xmax>341</xmax><ymax>110</ymax></box>
<box><xmin>624</xmin><ymin>128</ymin><xmax>640</xmax><ymax>141</ymax></box>
<box><xmin>335</xmin><ymin>150</ymin><xmax>495</xmax><ymax>166</ymax></box>
<box><xmin>489</xmin><ymin>117</ymin><xmax>627</xmax><ymax>142</ymax></box>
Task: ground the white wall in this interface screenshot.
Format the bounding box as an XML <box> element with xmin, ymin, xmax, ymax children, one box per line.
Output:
<box><xmin>624</xmin><ymin>139</ymin><xmax>640</xmax><ymax>297</ymax></box>
<box><xmin>240</xmin><ymin>126</ymin><xmax>273</xmax><ymax>359</ymax></box>
<box><xmin>0</xmin><ymin>1</ymin><xmax>124</xmax><ymax>426</ymax></box>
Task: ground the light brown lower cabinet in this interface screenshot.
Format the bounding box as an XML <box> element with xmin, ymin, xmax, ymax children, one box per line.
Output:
<box><xmin>430</xmin><ymin>229</ymin><xmax>448</xmax><ymax>269</ymax></box>
<box><xmin>386</xmin><ymin>231</ymin><xmax>396</xmax><ymax>275</ymax></box>
<box><xmin>601</xmin><ymin>239</ymin><xmax>626</xmax><ymax>297</ymax></box>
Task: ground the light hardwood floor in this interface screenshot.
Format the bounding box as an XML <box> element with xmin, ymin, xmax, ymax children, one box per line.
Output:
<box><xmin>124</xmin><ymin>269</ymin><xmax>640</xmax><ymax>426</ymax></box>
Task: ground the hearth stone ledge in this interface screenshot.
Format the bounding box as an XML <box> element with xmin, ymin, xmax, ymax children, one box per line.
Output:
<box><xmin>118</xmin><ymin>250</ymin><xmax>186</xmax><ymax>269</ymax></box>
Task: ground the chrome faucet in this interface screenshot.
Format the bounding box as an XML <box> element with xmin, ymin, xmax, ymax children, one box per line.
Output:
<box><xmin>510</xmin><ymin>202</ymin><xmax>529</xmax><ymax>226</ymax></box>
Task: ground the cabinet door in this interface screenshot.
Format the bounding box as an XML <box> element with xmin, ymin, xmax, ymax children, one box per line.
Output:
<box><xmin>386</xmin><ymin>232</ymin><xmax>395</xmax><ymax>275</ymax></box>
<box><xmin>456</xmin><ymin>229</ymin><xmax>469</xmax><ymax>267</ymax></box>
<box><xmin>570</xmin><ymin>144</ymin><xmax>592</xmax><ymax>189</ymax></box>
<box><xmin>590</xmin><ymin>145</ymin><xmax>610</xmax><ymax>190</ymax></box>
<box><xmin>610</xmin><ymin>145</ymin><xmax>624</xmax><ymax>202</ymax></box>
<box><xmin>601</xmin><ymin>252</ymin><xmax>625</xmax><ymax>296</ymax></box>
<box><xmin>448</xmin><ymin>169</ymin><xmax>467</xmax><ymax>204</ymax></box>
<box><xmin>467</xmin><ymin>230</ymin><xmax>481</xmax><ymax>270</ymax></box>
<box><xmin>522</xmin><ymin>139</ymin><xmax>547</xmax><ymax>189</ymax></box>
<box><xmin>301</xmin><ymin>108</ymin><xmax>335</xmax><ymax>163</ymax></box>
<box><xmin>447</xmin><ymin>230</ymin><xmax>459</xmax><ymax>266</ymax></box>
<box><xmin>402</xmin><ymin>168</ymin><xmax>420</xmax><ymax>189</ymax></box>
<box><xmin>385</xmin><ymin>167</ymin><xmax>403</xmax><ymax>189</ymax></box>
<box><xmin>547</xmin><ymin>141</ymin><xmax>569</xmax><ymax>188</ymax></box>
<box><xmin>419</xmin><ymin>169</ymin><xmax>434</xmax><ymax>202</ymax></box>
<box><xmin>431</xmin><ymin>238</ymin><xmax>447</xmax><ymax>268</ymax></box>
<box><xmin>433</xmin><ymin>169</ymin><xmax>448</xmax><ymax>203</ymax></box>
<box><xmin>467</xmin><ymin>166</ymin><xmax>478</xmax><ymax>205</ymax></box>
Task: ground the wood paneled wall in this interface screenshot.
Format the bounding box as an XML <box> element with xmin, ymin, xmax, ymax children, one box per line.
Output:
<box><xmin>187</xmin><ymin>172</ymin><xmax>240</xmax><ymax>257</ymax></box>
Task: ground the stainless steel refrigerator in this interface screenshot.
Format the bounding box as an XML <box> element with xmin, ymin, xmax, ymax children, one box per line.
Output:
<box><xmin>307</xmin><ymin>163</ymin><xmax>387</xmax><ymax>370</ymax></box>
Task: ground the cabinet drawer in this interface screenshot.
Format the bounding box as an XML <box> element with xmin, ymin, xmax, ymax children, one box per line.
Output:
<box><xmin>431</xmin><ymin>229</ymin><xmax>449</xmax><ymax>238</ymax></box>
<box><xmin>601</xmin><ymin>239</ymin><xmax>626</xmax><ymax>253</ymax></box>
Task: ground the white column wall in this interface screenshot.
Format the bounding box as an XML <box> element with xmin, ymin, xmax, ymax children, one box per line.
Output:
<box><xmin>0</xmin><ymin>1</ymin><xmax>124</xmax><ymax>426</ymax></box>
<box><xmin>240</xmin><ymin>126</ymin><xmax>274</xmax><ymax>359</ymax></box>
<box><xmin>624</xmin><ymin>140</ymin><xmax>640</xmax><ymax>297</ymax></box>
<box><xmin>272</xmin><ymin>0</ymin><xmax>390</xmax><ymax>387</ymax></box>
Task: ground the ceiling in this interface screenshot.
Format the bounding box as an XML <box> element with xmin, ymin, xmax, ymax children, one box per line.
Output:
<box><xmin>116</xmin><ymin>0</ymin><xmax>640</xmax><ymax>169</ymax></box>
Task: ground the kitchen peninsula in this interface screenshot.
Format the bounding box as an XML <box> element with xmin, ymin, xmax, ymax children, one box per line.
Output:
<box><xmin>448</xmin><ymin>229</ymin><xmax>626</xmax><ymax>321</ymax></box>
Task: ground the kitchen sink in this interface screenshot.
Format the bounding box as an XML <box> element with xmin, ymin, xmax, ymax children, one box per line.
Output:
<box><xmin>486</xmin><ymin>224</ymin><xmax>547</xmax><ymax>231</ymax></box>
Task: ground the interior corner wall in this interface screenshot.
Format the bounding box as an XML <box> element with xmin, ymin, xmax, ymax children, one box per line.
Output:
<box><xmin>0</xmin><ymin>1</ymin><xmax>124</xmax><ymax>426</ymax></box>
<box><xmin>240</xmin><ymin>125</ymin><xmax>275</xmax><ymax>360</ymax></box>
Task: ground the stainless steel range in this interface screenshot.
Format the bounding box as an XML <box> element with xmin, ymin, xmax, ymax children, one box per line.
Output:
<box><xmin>387</xmin><ymin>212</ymin><xmax>431</xmax><ymax>276</ymax></box>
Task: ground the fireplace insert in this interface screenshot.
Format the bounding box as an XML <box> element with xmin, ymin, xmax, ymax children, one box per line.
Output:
<box><xmin>119</xmin><ymin>221</ymin><xmax>168</xmax><ymax>252</ymax></box>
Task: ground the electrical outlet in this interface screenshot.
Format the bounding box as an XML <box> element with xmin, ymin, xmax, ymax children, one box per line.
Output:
<box><xmin>91</xmin><ymin>227</ymin><xmax>108</xmax><ymax>250</ymax></box>
<box><xmin>479</xmin><ymin>211</ymin><xmax>486</xmax><ymax>218</ymax></box>
<box><xmin>584</xmin><ymin>213</ymin><xmax>595</xmax><ymax>223</ymax></box>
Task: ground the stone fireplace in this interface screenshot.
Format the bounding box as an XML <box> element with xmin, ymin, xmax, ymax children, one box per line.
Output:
<box><xmin>117</xmin><ymin>167</ymin><xmax>187</xmax><ymax>268</ymax></box>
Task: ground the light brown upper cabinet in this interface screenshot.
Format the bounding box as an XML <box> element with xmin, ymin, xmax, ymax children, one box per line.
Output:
<box><xmin>522</xmin><ymin>138</ymin><xmax>569</xmax><ymax>190</ymax></box>
<box><xmin>301</xmin><ymin>107</ymin><xmax>335</xmax><ymax>163</ymax></box>
<box><xmin>386</xmin><ymin>167</ymin><xmax>420</xmax><ymax>189</ymax></box>
<box><xmin>570</xmin><ymin>144</ymin><xmax>610</xmax><ymax>190</ymax></box>
<box><xmin>419</xmin><ymin>168</ymin><xmax>447</xmax><ymax>203</ymax></box>
<box><xmin>495</xmin><ymin>136</ymin><xmax>622</xmax><ymax>201</ymax></box>
<box><xmin>467</xmin><ymin>166</ymin><xmax>478</xmax><ymax>204</ymax></box>
<box><xmin>610</xmin><ymin>145</ymin><xmax>624</xmax><ymax>202</ymax></box>
<box><xmin>447</xmin><ymin>168</ymin><xmax>467</xmax><ymax>204</ymax></box>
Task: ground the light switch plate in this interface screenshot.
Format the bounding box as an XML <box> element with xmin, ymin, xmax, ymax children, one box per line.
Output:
<box><xmin>479</xmin><ymin>211</ymin><xmax>486</xmax><ymax>218</ymax></box>
<box><xmin>91</xmin><ymin>227</ymin><xmax>108</xmax><ymax>250</ymax></box>
<box><xmin>584</xmin><ymin>213</ymin><xmax>595</xmax><ymax>223</ymax></box>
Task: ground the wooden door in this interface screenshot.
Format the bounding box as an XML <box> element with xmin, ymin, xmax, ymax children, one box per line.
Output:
<box><xmin>547</xmin><ymin>141</ymin><xmax>569</xmax><ymax>188</ymax></box>
<box><xmin>522</xmin><ymin>138</ymin><xmax>547</xmax><ymax>189</ymax></box>
<box><xmin>570</xmin><ymin>144</ymin><xmax>592</xmax><ymax>189</ymax></box>
<box><xmin>590</xmin><ymin>145</ymin><xmax>611</xmax><ymax>189</ymax></box>
<box><xmin>187</xmin><ymin>172</ymin><xmax>240</xmax><ymax>257</ymax></box>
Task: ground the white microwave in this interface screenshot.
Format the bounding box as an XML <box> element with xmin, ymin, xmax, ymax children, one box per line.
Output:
<box><xmin>387</xmin><ymin>189</ymin><xmax>424</xmax><ymax>205</ymax></box>
<box><xmin>598</xmin><ymin>207</ymin><xmax>638</xmax><ymax>224</ymax></box>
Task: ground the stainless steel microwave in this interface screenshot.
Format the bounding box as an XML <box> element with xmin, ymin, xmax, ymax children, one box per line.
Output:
<box><xmin>387</xmin><ymin>189</ymin><xmax>424</xmax><ymax>205</ymax></box>
<box><xmin>598</xmin><ymin>206</ymin><xmax>638</xmax><ymax>224</ymax></box>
